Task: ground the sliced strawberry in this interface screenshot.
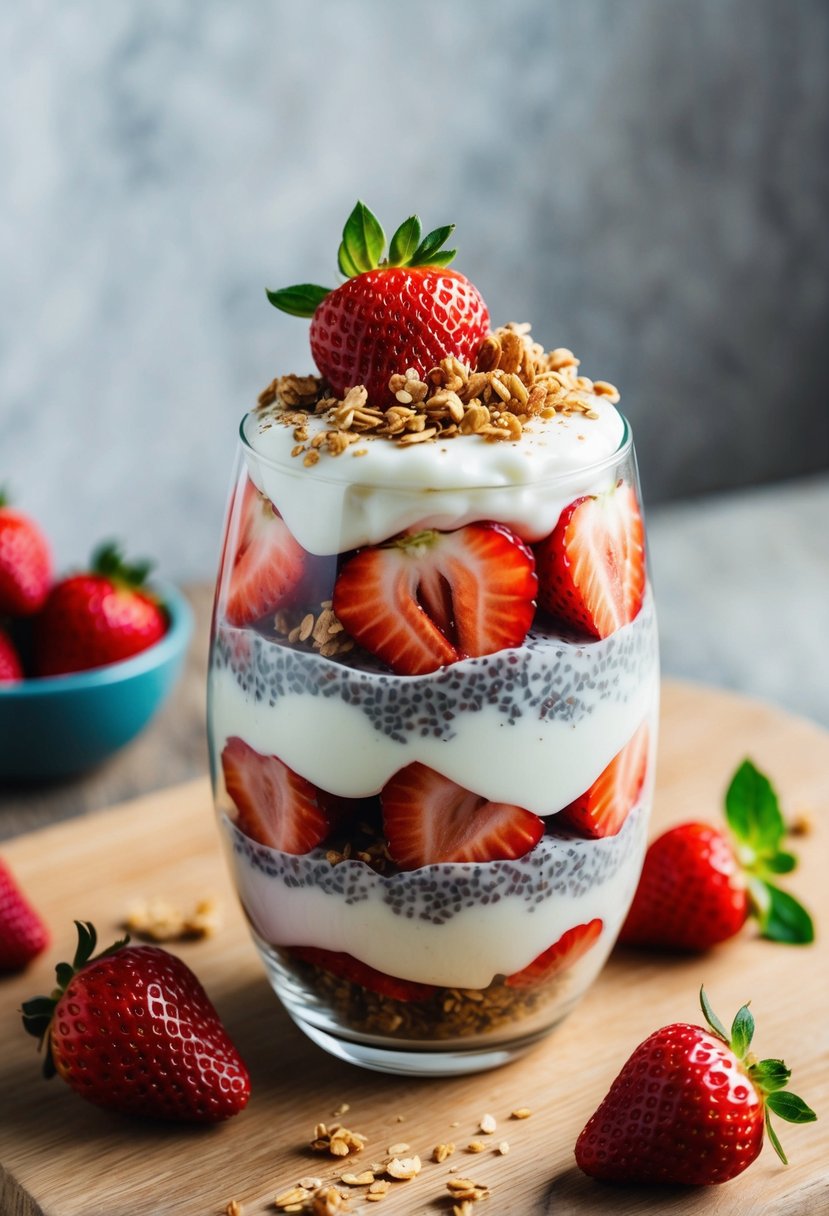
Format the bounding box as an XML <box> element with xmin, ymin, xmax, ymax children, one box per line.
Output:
<box><xmin>225</xmin><ymin>478</ymin><xmax>306</xmax><ymax>626</ymax></box>
<box><xmin>505</xmin><ymin>919</ymin><xmax>603</xmax><ymax>988</ymax></box>
<box><xmin>534</xmin><ymin>481</ymin><xmax>645</xmax><ymax>639</ymax></box>
<box><xmin>221</xmin><ymin>737</ymin><xmax>330</xmax><ymax>854</ymax></box>
<box><xmin>289</xmin><ymin>946</ymin><xmax>436</xmax><ymax>1002</ymax></box>
<box><xmin>332</xmin><ymin>523</ymin><xmax>537</xmax><ymax>676</ymax></box>
<box><xmin>0</xmin><ymin>627</ymin><xmax>23</xmax><ymax>683</ymax></box>
<box><xmin>381</xmin><ymin>762</ymin><xmax>544</xmax><ymax>870</ymax></box>
<box><xmin>562</xmin><ymin>723</ymin><xmax>649</xmax><ymax>839</ymax></box>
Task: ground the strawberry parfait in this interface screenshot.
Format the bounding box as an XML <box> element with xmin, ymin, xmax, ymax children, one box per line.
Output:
<box><xmin>207</xmin><ymin>204</ymin><xmax>659</xmax><ymax>1074</ymax></box>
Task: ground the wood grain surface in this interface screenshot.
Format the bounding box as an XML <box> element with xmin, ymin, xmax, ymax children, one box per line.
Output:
<box><xmin>0</xmin><ymin>681</ymin><xmax>827</xmax><ymax>1216</ymax></box>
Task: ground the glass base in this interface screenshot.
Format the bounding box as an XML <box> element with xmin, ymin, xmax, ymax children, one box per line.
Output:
<box><xmin>253</xmin><ymin>933</ymin><xmax>571</xmax><ymax>1077</ymax></box>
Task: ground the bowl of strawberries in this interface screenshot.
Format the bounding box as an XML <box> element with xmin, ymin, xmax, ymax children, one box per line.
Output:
<box><xmin>0</xmin><ymin>494</ymin><xmax>193</xmax><ymax>780</ymax></box>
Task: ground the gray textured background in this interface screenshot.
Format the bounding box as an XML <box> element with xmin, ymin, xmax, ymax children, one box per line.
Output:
<box><xmin>1</xmin><ymin>0</ymin><xmax>827</xmax><ymax>582</ymax></box>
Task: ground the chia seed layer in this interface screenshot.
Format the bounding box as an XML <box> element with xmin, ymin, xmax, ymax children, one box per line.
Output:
<box><xmin>212</xmin><ymin>594</ymin><xmax>656</xmax><ymax>744</ymax></box>
<box><xmin>226</xmin><ymin>802</ymin><xmax>645</xmax><ymax>927</ymax></box>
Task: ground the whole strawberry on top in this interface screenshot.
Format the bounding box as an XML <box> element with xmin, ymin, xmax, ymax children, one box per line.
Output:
<box><xmin>576</xmin><ymin>987</ymin><xmax>816</xmax><ymax>1185</ymax></box>
<box><xmin>34</xmin><ymin>542</ymin><xmax>167</xmax><ymax>676</ymax></box>
<box><xmin>619</xmin><ymin>759</ymin><xmax>814</xmax><ymax>951</ymax></box>
<box><xmin>267</xmin><ymin>201</ymin><xmax>490</xmax><ymax>405</ymax></box>
<box><xmin>22</xmin><ymin>921</ymin><xmax>250</xmax><ymax>1123</ymax></box>
<box><xmin>0</xmin><ymin>489</ymin><xmax>52</xmax><ymax>616</ymax></box>
<box><xmin>0</xmin><ymin>858</ymin><xmax>49</xmax><ymax>972</ymax></box>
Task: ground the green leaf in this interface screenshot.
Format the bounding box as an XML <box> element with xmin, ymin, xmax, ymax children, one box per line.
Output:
<box><xmin>387</xmin><ymin>215</ymin><xmax>422</xmax><ymax>266</ymax></box>
<box><xmin>765</xmin><ymin>1106</ymin><xmax>788</xmax><ymax>1164</ymax></box>
<box><xmin>422</xmin><ymin>248</ymin><xmax>457</xmax><ymax>268</ymax></box>
<box><xmin>266</xmin><ymin>284</ymin><xmax>332</xmax><ymax>318</ymax></box>
<box><xmin>757</xmin><ymin>882</ymin><xmax>815</xmax><ymax>944</ymax></box>
<box><xmin>730</xmin><ymin>1004</ymin><xmax>754</xmax><ymax>1057</ymax></box>
<box><xmin>725</xmin><ymin>759</ymin><xmax>785</xmax><ymax>859</ymax></box>
<box><xmin>766</xmin><ymin>1091</ymin><xmax>818</xmax><ymax>1124</ymax></box>
<box><xmin>337</xmin><ymin>240</ymin><xmax>362</xmax><ymax>279</ymax></box>
<box><xmin>72</xmin><ymin>920</ymin><xmax>97</xmax><ymax>970</ymax></box>
<box><xmin>410</xmin><ymin>224</ymin><xmax>456</xmax><ymax>266</ymax></box>
<box><xmin>340</xmin><ymin>201</ymin><xmax>385</xmax><ymax>274</ymax></box>
<box><xmin>761</xmin><ymin>851</ymin><xmax>797</xmax><ymax>875</ymax></box>
<box><xmin>699</xmin><ymin>986</ymin><xmax>729</xmax><ymax>1042</ymax></box>
<box><xmin>751</xmin><ymin>1058</ymin><xmax>792</xmax><ymax>1092</ymax></box>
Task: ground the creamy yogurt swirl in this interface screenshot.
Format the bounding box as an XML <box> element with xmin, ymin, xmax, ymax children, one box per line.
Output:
<box><xmin>241</xmin><ymin>396</ymin><xmax>627</xmax><ymax>556</ymax></box>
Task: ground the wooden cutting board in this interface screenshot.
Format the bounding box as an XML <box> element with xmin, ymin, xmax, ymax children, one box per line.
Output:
<box><xmin>1</xmin><ymin>680</ymin><xmax>827</xmax><ymax>1216</ymax></box>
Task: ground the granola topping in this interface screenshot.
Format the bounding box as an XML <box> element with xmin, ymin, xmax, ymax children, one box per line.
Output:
<box><xmin>256</xmin><ymin>325</ymin><xmax>617</xmax><ymax>465</ymax></box>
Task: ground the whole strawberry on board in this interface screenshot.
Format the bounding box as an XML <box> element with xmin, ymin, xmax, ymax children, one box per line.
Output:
<box><xmin>575</xmin><ymin>987</ymin><xmax>816</xmax><ymax>1185</ymax></box>
<box><xmin>0</xmin><ymin>859</ymin><xmax>49</xmax><ymax>972</ymax></box>
<box><xmin>266</xmin><ymin>201</ymin><xmax>490</xmax><ymax>405</ymax></box>
<box><xmin>34</xmin><ymin>542</ymin><xmax>168</xmax><ymax>676</ymax></box>
<box><xmin>0</xmin><ymin>489</ymin><xmax>52</xmax><ymax>616</ymax></box>
<box><xmin>22</xmin><ymin>921</ymin><xmax>250</xmax><ymax>1123</ymax></box>
<box><xmin>619</xmin><ymin>759</ymin><xmax>814</xmax><ymax>951</ymax></box>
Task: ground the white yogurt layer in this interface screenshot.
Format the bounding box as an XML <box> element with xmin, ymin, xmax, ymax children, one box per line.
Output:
<box><xmin>208</xmin><ymin>594</ymin><xmax>659</xmax><ymax>817</ymax></box>
<box><xmin>222</xmin><ymin>794</ymin><xmax>650</xmax><ymax>990</ymax></box>
<box><xmin>241</xmin><ymin>397</ymin><xmax>627</xmax><ymax>555</ymax></box>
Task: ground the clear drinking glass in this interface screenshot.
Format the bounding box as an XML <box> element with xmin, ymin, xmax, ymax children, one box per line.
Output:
<box><xmin>207</xmin><ymin>414</ymin><xmax>659</xmax><ymax>1076</ymax></box>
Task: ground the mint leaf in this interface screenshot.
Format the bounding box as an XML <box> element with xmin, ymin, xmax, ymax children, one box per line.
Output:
<box><xmin>757</xmin><ymin>882</ymin><xmax>815</xmax><ymax>944</ymax></box>
<box><xmin>725</xmin><ymin>759</ymin><xmax>785</xmax><ymax>860</ymax></box>
<box><xmin>762</xmin><ymin>851</ymin><xmax>797</xmax><ymax>875</ymax></box>
<box><xmin>411</xmin><ymin>224</ymin><xmax>456</xmax><ymax>266</ymax></box>
<box><xmin>340</xmin><ymin>201</ymin><xmax>385</xmax><ymax>274</ymax></box>
<box><xmin>266</xmin><ymin>284</ymin><xmax>332</xmax><ymax>317</ymax></box>
<box><xmin>387</xmin><ymin>215</ymin><xmax>422</xmax><ymax>266</ymax></box>
<box><xmin>766</xmin><ymin>1091</ymin><xmax>818</xmax><ymax>1124</ymax></box>
<box><xmin>730</xmin><ymin>1004</ymin><xmax>754</xmax><ymax>1057</ymax></box>
<box><xmin>699</xmin><ymin>986</ymin><xmax>729</xmax><ymax>1042</ymax></box>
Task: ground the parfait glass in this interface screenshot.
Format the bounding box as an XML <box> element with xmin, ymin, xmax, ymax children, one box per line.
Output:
<box><xmin>207</xmin><ymin>415</ymin><xmax>659</xmax><ymax>1076</ymax></box>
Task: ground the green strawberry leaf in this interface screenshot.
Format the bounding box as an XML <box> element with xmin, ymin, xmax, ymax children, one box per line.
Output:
<box><xmin>725</xmin><ymin>759</ymin><xmax>785</xmax><ymax>862</ymax></box>
<box><xmin>755</xmin><ymin>882</ymin><xmax>815</xmax><ymax>944</ymax></box>
<box><xmin>699</xmin><ymin>986</ymin><xmax>729</xmax><ymax>1042</ymax></box>
<box><xmin>765</xmin><ymin>1106</ymin><xmax>789</xmax><ymax>1164</ymax></box>
<box><xmin>340</xmin><ymin>201</ymin><xmax>385</xmax><ymax>274</ymax></box>
<box><xmin>266</xmin><ymin>284</ymin><xmax>332</xmax><ymax>318</ymax></box>
<box><xmin>410</xmin><ymin>224</ymin><xmax>456</xmax><ymax>266</ymax></box>
<box><xmin>337</xmin><ymin>240</ymin><xmax>362</xmax><ymax>279</ymax></box>
<box><xmin>387</xmin><ymin>215</ymin><xmax>422</xmax><ymax>267</ymax></box>
<box><xmin>766</xmin><ymin>1091</ymin><xmax>818</xmax><ymax>1124</ymax></box>
<box><xmin>761</xmin><ymin>851</ymin><xmax>797</xmax><ymax>875</ymax></box>
<box><xmin>730</xmin><ymin>1004</ymin><xmax>755</xmax><ymax>1057</ymax></box>
<box><xmin>423</xmin><ymin>248</ymin><xmax>458</xmax><ymax>268</ymax></box>
<box><xmin>751</xmin><ymin>1058</ymin><xmax>792</xmax><ymax>1092</ymax></box>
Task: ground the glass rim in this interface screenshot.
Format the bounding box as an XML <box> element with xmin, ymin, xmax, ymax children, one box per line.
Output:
<box><xmin>238</xmin><ymin>410</ymin><xmax>633</xmax><ymax>490</ymax></box>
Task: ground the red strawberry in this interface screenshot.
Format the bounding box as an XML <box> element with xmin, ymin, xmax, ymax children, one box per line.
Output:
<box><xmin>267</xmin><ymin>202</ymin><xmax>490</xmax><ymax>405</ymax></box>
<box><xmin>0</xmin><ymin>627</ymin><xmax>23</xmax><ymax>683</ymax></box>
<box><xmin>289</xmin><ymin>946</ymin><xmax>436</xmax><ymax>1003</ymax></box>
<box><xmin>0</xmin><ymin>493</ymin><xmax>52</xmax><ymax>616</ymax></box>
<box><xmin>333</xmin><ymin>523</ymin><xmax>537</xmax><ymax>676</ymax></box>
<box><xmin>0</xmin><ymin>859</ymin><xmax>49</xmax><ymax>972</ymax></box>
<box><xmin>505</xmin><ymin>919</ymin><xmax>603</xmax><ymax>989</ymax></box>
<box><xmin>221</xmin><ymin>736</ymin><xmax>331</xmax><ymax>854</ymax></box>
<box><xmin>34</xmin><ymin>543</ymin><xmax>167</xmax><ymax>676</ymax></box>
<box><xmin>225</xmin><ymin>478</ymin><xmax>306</xmax><ymax>627</ymax></box>
<box><xmin>619</xmin><ymin>823</ymin><xmax>748</xmax><ymax>951</ymax></box>
<box><xmin>22</xmin><ymin>921</ymin><xmax>250</xmax><ymax>1123</ymax></box>
<box><xmin>381</xmin><ymin>762</ymin><xmax>544</xmax><ymax>870</ymax></box>
<box><xmin>575</xmin><ymin>987</ymin><xmax>816</xmax><ymax>1184</ymax></box>
<box><xmin>619</xmin><ymin>760</ymin><xmax>814</xmax><ymax>952</ymax></box>
<box><xmin>562</xmin><ymin>723</ymin><xmax>649</xmax><ymax>839</ymax></box>
<box><xmin>535</xmin><ymin>481</ymin><xmax>645</xmax><ymax>639</ymax></box>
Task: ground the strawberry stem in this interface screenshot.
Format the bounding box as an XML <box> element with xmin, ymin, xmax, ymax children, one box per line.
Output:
<box><xmin>21</xmin><ymin>921</ymin><xmax>129</xmax><ymax>1079</ymax></box>
<box><xmin>699</xmin><ymin>987</ymin><xmax>817</xmax><ymax>1165</ymax></box>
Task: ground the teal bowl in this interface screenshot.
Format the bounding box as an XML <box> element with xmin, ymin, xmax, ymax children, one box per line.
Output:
<box><xmin>0</xmin><ymin>582</ymin><xmax>194</xmax><ymax>781</ymax></box>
